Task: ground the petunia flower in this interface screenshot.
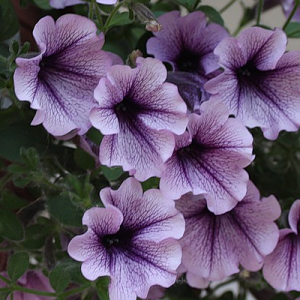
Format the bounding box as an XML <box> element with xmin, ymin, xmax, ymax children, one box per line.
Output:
<box><xmin>281</xmin><ymin>0</ymin><xmax>300</xmax><ymax>21</ymax></box>
<box><xmin>263</xmin><ymin>200</ymin><xmax>300</xmax><ymax>291</ymax></box>
<box><xmin>89</xmin><ymin>57</ymin><xmax>188</xmax><ymax>181</ymax></box>
<box><xmin>0</xmin><ymin>271</ymin><xmax>55</xmax><ymax>300</ymax></box>
<box><xmin>146</xmin><ymin>11</ymin><xmax>229</xmax><ymax>76</ymax></box>
<box><xmin>160</xmin><ymin>99</ymin><xmax>253</xmax><ymax>214</ymax></box>
<box><xmin>14</xmin><ymin>14</ymin><xmax>112</xmax><ymax>137</ymax></box>
<box><xmin>50</xmin><ymin>0</ymin><xmax>117</xmax><ymax>9</ymax></box>
<box><xmin>68</xmin><ymin>177</ymin><xmax>185</xmax><ymax>300</ymax></box>
<box><xmin>176</xmin><ymin>181</ymin><xmax>281</xmax><ymax>285</ymax></box>
<box><xmin>204</xmin><ymin>27</ymin><xmax>300</xmax><ymax>140</ymax></box>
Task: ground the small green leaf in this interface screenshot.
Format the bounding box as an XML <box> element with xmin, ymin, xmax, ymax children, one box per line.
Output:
<box><xmin>101</xmin><ymin>165</ymin><xmax>124</xmax><ymax>181</ymax></box>
<box><xmin>285</xmin><ymin>22</ymin><xmax>300</xmax><ymax>38</ymax></box>
<box><xmin>1</xmin><ymin>191</ymin><xmax>28</xmax><ymax>210</ymax></box>
<box><xmin>141</xmin><ymin>177</ymin><xmax>159</xmax><ymax>191</ymax></box>
<box><xmin>32</xmin><ymin>0</ymin><xmax>52</xmax><ymax>9</ymax></box>
<box><xmin>108</xmin><ymin>12</ymin><xmax>134</xmax><ymax>28</ymax></box>
<box><xmin>74</xmin><ymin>148</ymin><xmax>95</xmax><ymax>170</ymax></box>
<box><xmin>7</xmin><ymin>164</ymin><xmax>26</xmax><ymax>174</ymax></box>
<box><xmin>0</xmin><ymin>207</ymin><xmax>24</xmax><ymax>241</ymax></box>
<box><xmin>7</xmin><ymin>252</ymin><xmax>29</xmax><ymax>281</ymax></box>
<box><xmin>96</xmin><ymin>277</ymin><xmax>110</xmax><ymax>300</ymax></box>
<box><xmin>198</xmin><ymin>5</ymin><xmax>224</xmax><ymax>26</ymax></box>
<box><xmin>12</xmin><ymin>176</ymin><xmax>31</xmax><ymax>188</ymax></box>
<box><xmin>10</xmin><ymin>40</ymin><xmax>19</xmax><ymax>55</ymax></box>
<box><xmin>20</xmin><ymin>147</ymin><xmax>40</xmax><ymax>169</ymax></box>
<box><xmin>47</xmin><ymin>195</ymin><xmax>83</xmax><ymax>227</ymax></box>
<box><xmin>0</xmin><ymin>0</ymin><xmax>19</xmax><ymax>42</ymax></box>
<box><xmin>50</xmin><ymin>264</ymin><xmax>71</xmax><ymax>292</ymax></box>
<box><xmin>171</xmin><ymin>0</ymin><xmax>199</xmax><ymax>11</ymax></box>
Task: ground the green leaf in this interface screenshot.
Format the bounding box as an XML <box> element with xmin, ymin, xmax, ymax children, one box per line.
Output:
<box><xmin>10</xmin><ymin>40</ymin><xmax>19</xmax><ymax>55</ymax></box>
<box><xmin>0</xmin><ymin>0</ymin><xmax>19</xmax><ymax>42</ymax></box>
<box><xmin>198</xmin><ymin>5</ymin><xmax>224</xmax><ymax>26</ymax></box>
<box><xmin>47</xmin><ymin>195</ymin><xmax>83</xmax><ymax>227</ymax></box>
<box><xmin>0</xmin><ymin>207</ymin><xmax>24</xmax><ymax>241</ymax></box>
<box><xmin>1</xmin><ymin>191</ymin><xmax>28</xmax><ymax>210</ymax></box>
<box><xmin>74</xmin><ymin>148</ymin><xmax>95</xmax><ymax>170</ymax></box>
<box><xmin>32</xmin><ymin>0</ymin><xmax>52</xmax><ymax>9</ymax></box>
<box><xmin>20</xmin><ymin>147</ymin><xmax>40</xmax><ymax>169</ymax></box>
<box><xmin>7</xmin><ymin>252</ymin><xmax>29</xmax><ymax>281</ymax></box>
<box><xmin>108</xmin><ymin>12</ymin><xmax>134</xmax><ymax>28</ymax></box>
<box><xmin>269</xmin><ymin>293</ymin><xmax>291</xmax><ymax>300</ymax></box>
<box><xmin>50</xmin><ymin>264</ymin><xmax>71</xmax><ymax>292</ymax></box>
<box><xmin>96</xmin><ymin>277</ymin><xmax>110</xmax><ymax>300</ymax></box>
<box><xmin>21</xmin><ymin>223</ymin><xmax>52</xmax><ymax>249</ymax></box>
<box><xmin>285</xmin><ymin>22</ymin><xmax>300</xmax><ymax>38</ymax></box>
<box><xmin>101</xmin><ymin>165</ymin><xmax>124</xmax><ymax>181</ymax></box>
<box><xmin>171</xmin><ymin>0</ymin><xmax>199</xmax><ymax>11</ymax></box>
<box><xmin>141</xmin><ymin>177</ymin><xmax>159</xmax><ymax>191</ymax></box>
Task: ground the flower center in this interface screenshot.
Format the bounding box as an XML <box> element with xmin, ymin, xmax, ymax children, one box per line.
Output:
<box><xmin>102</xmin><ymin>227</ymin><xmax>134</xmax><ymax>250</ymax></box>
<box><xmin>176</xmin><ymin>49</ymin><xmax>200</xmax><ymax>73</ymax></box>
<box><xmin>236</xmin><ymin>61</ymin><xmax>257</xmax><ymax>78</ymax></box>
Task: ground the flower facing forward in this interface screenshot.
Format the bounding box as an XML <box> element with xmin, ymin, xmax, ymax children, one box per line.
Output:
<box><xmin>14</xmin><ymin>14</ymin><xmax>112</xmax><ymax>137</ymax></box>
<box><xmin>205</xmin><ymin>27</ymin><xmax>300</xmax><ymax>140</ymax></box>
<box><xmin>160</xmin><ymin>100</ymin><xmax>253</xmax><ymax>214</ymax></box>
<box><xmin>176</xmin><ymin>182</ymin><xmax>281</xmax><ymax>287</ymax></box>
<box><xmin>90</xmin><ymin>57</ymin><xmax>188</xmax><ymax>181</ymax></box>
<box><xmin>68</xmin><ymin>178</ymin><xmax>185</xmax><ymax>300</ymax></box>
<box><xmin>263</xmin><ymin>200</ymin><xmax>300</xmax><ymax>291</ymax></box>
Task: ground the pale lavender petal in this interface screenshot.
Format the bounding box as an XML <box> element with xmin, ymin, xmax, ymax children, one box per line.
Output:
<box><xmin>289</xmin><ymin>200</ymin><xmax>300</xmax><ymax>234</ymax></box>
<box><xmin>282</xmin><ymin>0</ymin><xmax>300</xmax><ymax>21</ymax></box>
<box><xmin>146</xmin><ymin>285</ymin><xmax>165</xmax><ymax>300</ymax></box>
<box><xmin>186</xmin><ymin>272</ymin><xmax>210</xmax><ymax>289</ymax></box>
<box><xmin>50</xmin><ymin>0</ymin><xmax>117</xmax><ymax>9</ymax></box>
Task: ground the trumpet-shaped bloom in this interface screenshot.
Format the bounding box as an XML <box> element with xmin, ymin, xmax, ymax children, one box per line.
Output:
<box><xmin>50</xmin><ymin>0</ymin><xmax>117</xmax><ymax>9</ymax></box>
<box><xmin>14</xmin><ymin>14</ymin><xmax>112</xmax><ymax>137</ymax></box>
<box><xmin>263</xmin><ymin>200</ymin><xmax>300</xmax><ymax>291</ymax></box>
<box><xmin>146</xmin><ymin>11</ymin><xmax>229</xmax><ymax>76</ymax></box>
<box><xmin>0</xmin><ymin>271</ymin><xmax>54</xmax><ymax>300</ymax></box>
<box><xmin>90</xmin><ymin>57</ymin><xmax>188</xmax><ymax>181</ymax></box>
<box><xmin>176</xmin><ymin>182</ymin><xmax>281</xmax><ymax>284</ymax></box>
<box><xmin>205</xmin><ymin>27</ymin><xmax>300</xmax><ymax>140</ymax></box>
<box><xmin>160</xmin><ymin>100</ymin><xmax>253</xmax><ymax>214</ymax></box>
<box><xmin>68</xmin><ymin>178</ymin><xmax>185</xmax><ymax>300</ymax></box>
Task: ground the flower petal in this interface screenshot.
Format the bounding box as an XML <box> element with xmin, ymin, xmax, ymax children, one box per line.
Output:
<box><xmin>289</xmin><ymin>200</ymin><xmax>300</xmax><ymax>234</ymax></box>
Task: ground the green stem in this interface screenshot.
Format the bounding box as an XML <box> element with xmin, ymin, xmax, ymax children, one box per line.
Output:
<box><xmin>256</xmin><ymin>0</ymin><xmax>264</xmax><ymax>25</ymax></box>
<box><xmin>11</xmin><ymin>285</ymin><xmax>56</xmax><ymax>297</ymax></box>
<box><xmin>219</xmin><ymin>0</ymin><xmax>237</xmax><ymax>14</ymax></box>
<box><xmin>283</xmin><ymin>0</ymin><xmax>300</xmax><ymax>30</ymax></box>
<box><xmin>88</xmin><ymin>2</ymin><xmax>94</xmax><ymax>20</ymax></box>
<box><xmin>58</xmin><ymin>283</ymin><xmax>90</xmax><ymax>298</ymax></box>
<box><xmin>0</xmin><ymin>274</ymin><xmax>11</xmax><ymax>285</ymax></box>
<box><xmin>93</xmin><ymin>0</ymin><xmax>104</xmax><ymax>30</ymax></box>
<box><xmin>0</xmin><ymin>287</ymin><xmax>11</xmax><ymax>292</ymax></box>
<box><xmin>103</xmin><ymin>2</ymin><xmax>124</xmax><ymax>32</ymax></box>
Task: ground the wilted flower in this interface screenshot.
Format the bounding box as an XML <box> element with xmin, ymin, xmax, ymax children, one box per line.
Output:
<box><xmin>205</xmin><ymin>27</ymin><xmax>300</xmax><ymax>140</ymax></box>
<box><xmin>263</xmin><ymin>200</ymin><xmax>300</xmax><ymax>291</ymax></box>
<box><xmin>0</xmin><ymin>271</ymin><xmax>54</xmax><ymax>300</ymax></box>
<box><xmin>68</xmin><ymin>178</ymin><xmax>185</xmax><ymax>300</ymax></box>
<box><xmin>14</xmin><ymin>14</ymin><xmax>112</xmax><ymax>137</ymax></box>
<box><xmin>160</xmin><ymin>100</ymin><xmax>253</xmax><ymax>214</ymax></box>
<box><xmin>146</xmin><ymin>11</ymin><xmax>229</xmax><ymax>76</ymax></box>
<box><xmin>90</xmin><ymin>57</ymin><xmax>188</xmax><ymax>181</ymax></box>
<box><xmin>50</xmin><ymin>0</ymin><xmax>117</xmax><ymax>9</ymax></box>
<box><xmin>176</xmin><ymin>182</ymin><xmax>281</xmax><ymax>285</ymax></box>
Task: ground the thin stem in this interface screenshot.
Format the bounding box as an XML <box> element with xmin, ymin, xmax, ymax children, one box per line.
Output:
<box><xmin>103</xmin><ymin>1</ymin><xmax>124</xmax><ymax>32</ymax></box>
<box><xmin>0</xmin><ymin>287</ymin><xmax>11</xmax><ymax>292</ymax></box>
<box><xmin>0</xmin><ymin>274</ymin><xmax>11</xmax><ymax>285</ymax></box>
<box><xmin>283</xmin><ymin>0</ymin><xmax>300</xmax><ymax>30</ymax></box>
<box><xmin>88</xmin><ymin>2</ymin><xmax>94</xmax><ymax>20</ymax></box>
<box><xmin>219</xmin><ymin>0</ymin><xmax>237</xmax><ymax>14</ymax></box>
<box><xmin>256</xmin><ymin>0</ymin><xmax>264</xmax><ymax>25</ymax></box>
<box><xmin>93</xmin><ymin>0</ymin><xmax>104</xmax><ymax>30</ymax></box>
<box><xmin>58</xmin><ymin>283</ymin><xmax>90</xmax><ymax>298</ymax></box>
<box><xmin>11</xmin><ymin>286</ymin><xmax>56</xmax><ymax>297</ymax></box>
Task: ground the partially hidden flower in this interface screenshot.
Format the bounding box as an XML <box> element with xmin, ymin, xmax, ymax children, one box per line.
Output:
<box><xmin>89</xmin><ymin>57</ymin><xmax>188</xmax><ymax>181</ymax></box>
<box><xmin>0</xmin><ymin>271</ymin><xmax>54</xmax><ymax>300</ymax></box>
<box><xmin>160</xmin><ymin>99</ymin><xmax>253</xmax><ymax>214</ymax></box>
<box><xmin>281</xmin><ymin>0</ymin><xmax>300</xmax><ymax>21</ymax></box>
<box><xmin>263</xmin><ymin>200</ymin><xmax>300</xmax><ymax>291</ymax></box>
<box><xmin>205</xmin><ymin>27</ymin><xmax>300</xmax><ymax>140</ymax></box>
<box><xmin>14</xmin><ymin>14</ymin><xmax>112</xmax><ymax>137</ymax></box>
<box><xmin>146</xmin><ymin>11</ymin><xmax>229</xmax><ymax>76</ymax></box>
<box><xmin>176</xmin><ymin>181</ymin><xmax>281</xmax><ymax>285</ymax></box>
<box><xmin>50</xmin><ymin>0</ymin><xmax>117</xmax><ymax>9</ymax></box>
<box><xmin>68</xmin><ymin>177</ymin><xmax>185</xmax><ymax>300</ymax></box>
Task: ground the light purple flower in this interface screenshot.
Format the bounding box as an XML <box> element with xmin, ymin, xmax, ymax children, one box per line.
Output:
<box><xmin>146</xmin><ymin>11</ymin><xmax>229</xmax><ymax>76</ymax></box>
<box><xmin>160</xmin><ymin>99</ymin><xmax>253</xmax><ymax>214</ymax></box>
<box><xmin>176</xmin><ymin>181</ymin><xmax>281</xmax><ymax>284</ymax></box>
<box><xmin>0</xmin><ymin>271</ymin><xmax>54</xmax><ymax>300</ymax></box>
<box><xmin>14</xmin><ymin>14</ymin><xmax>112</xmax><ymax>137</ymax></box>
<box><xmin>68</xmin><ymin>177</ymin><xmax>185</xmax><ymax>300</ymax></box>
<box><xmin>263</xmin><ymin>200</ymin><xmax>300</xmax><ymax>291</ymax></box>
<box><xmin>89</xmin><ymin>57</ymin><xmax>188</xmax><ymax>181</ymax></box>
<box><xmin>205</xmin><ymin>27</ymin><xmax>300</xmax><ymax>140</ymax></box>
<box><xmin>282</xmin><ymin>0</ymin><xmax>300</xmax><ymax>21</ymax></box>
<box><xmin>50</xmin><ymin>0</ymin><xmax>117</xmax><ymax>9</ymax></box>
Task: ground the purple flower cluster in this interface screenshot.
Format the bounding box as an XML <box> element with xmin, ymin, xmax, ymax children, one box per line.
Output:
<box><xmin>13</xmin><ymin>7</ymin><xmax>300</xmax><ymax>300</ymax></box>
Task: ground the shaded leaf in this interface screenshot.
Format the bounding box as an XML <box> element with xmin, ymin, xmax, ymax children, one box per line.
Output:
<box><xmin>50</xmin><ymin>264</ymin><xmax>70</xmax><ymax>292</ymax></box>
<box><xmin>101</xmin><ymin>165</ymin><xmax>124</xmax><ymax>181</ymax></box>
<box><xmin>285</xmin><ymin>22</ymin><xmax>300</xmax><ymax>38</ymax></box>
<box><xmin>0</xmin><ymin>0</ymin><xmax>19</xmax><ymax>42</ymax></box>
<box><xmin>0</xmin><ymin>207</ymin><xmax>24</xmax><ymax>241</ymax></box>
<box><xmin>198</xmin><ymin>5</ymin><xmax>224</xmax><ymax>26</ymax></box>
<box><xmin>7</xmin><ymin>252</ymin><xmax>29</xmax><ymax>281</ymax></box>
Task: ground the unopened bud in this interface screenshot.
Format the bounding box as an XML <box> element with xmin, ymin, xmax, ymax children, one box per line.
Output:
<box><xmin>126</xmin><ymin>50</ymin><xmax>143</xmax><ymax>68</ymax></box>
<box><xmin>145</xmin><ymin>20</ymin><xmax>162</xmax><ymax>32</ymax></box>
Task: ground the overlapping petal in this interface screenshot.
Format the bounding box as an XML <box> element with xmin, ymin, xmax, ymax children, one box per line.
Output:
<box><xmin>205</xmin><ymin>27</ymin><xmax>300</xmax><ymax>140</ymax></box>
<box><xmin>14</xmin><ymin>14</ymin><xmax>112</xmax><ymax>137</ymax></box>
<box><xmin>176</xmin><ymin>182</ymin><xmax>281</xmax><ymax>284</ymax></box>
<box><xmin>160</xmin><ymin>100</ymin><xmax>253</xmax><ymax>214</ymax></box>
<box><xmin>263</xmin><ymin>200</ymin><xmax>300</xmax><ymax>291</ymax></box>
<box><xmin>90</xmin><ymin>57</ymin><xmax>188</xmax><ymax>181</ymax></box>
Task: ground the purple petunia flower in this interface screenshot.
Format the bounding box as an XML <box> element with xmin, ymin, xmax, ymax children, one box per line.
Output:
<box><xmin>176</xmin><ymin>181</ymin><xmax>281</xmax><ymax>285</ymax></box>
<box><xmin>0</xmin><ymin>271</ymin><xmax>54</xmax><ymax>300</ymax></box>
<box><xmin>89</xmin><ymin>57</ymin><xmax>188</xmax><ymax>181</ymax></box>
<box><xmin>68</xmin><ymin>177</ymin><xmax>185</xmax><ymax>300</ymax></box>
<box><xmin>146</xmin><ymin>11</ymin><xmax>229</xmax><ymax>76</ymax></box>
<box><xmin>263</xmin><ymin>200</ymin><xmax>300</xmax><ymax>291</ymax></box>
<box><xmin>205</xmin><ymin>27</ymin><xmax>300</xmax><ymax>140</ymax></box>
<box><xmin>160</xmin><ymin>99</ymin><xmax>253</xmax><ymax>214</ymax></box>
<box><xmin>14</xmin><ymin>14</ymin><xmax>112</xmax><ymax>137</ymax></box>
<box><xmin>50</xmin><ymin>0</ymin><xmax>117</xmax><ymax>9</ymax></box>
<box><xmin>282</xmin><ymin>0</ymin><xmax>300</xmax><ymax>21</ymax></box>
